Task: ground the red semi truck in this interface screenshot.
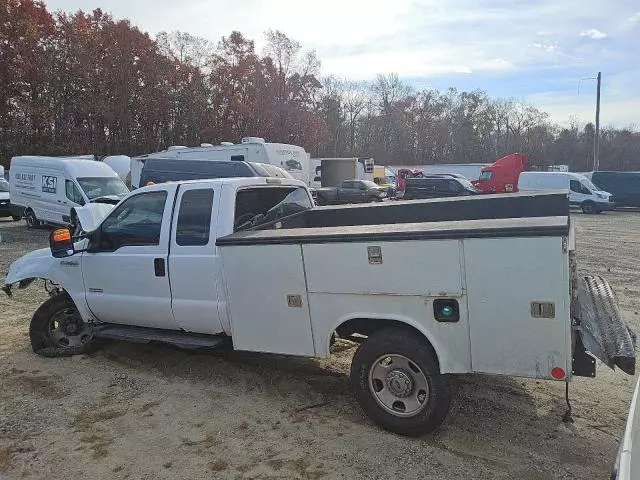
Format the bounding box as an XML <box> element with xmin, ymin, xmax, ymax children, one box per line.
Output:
<box><xmin>472</xmin><ymin>153</ymin><xmax>530</xmax><ymax>194</ymax></box>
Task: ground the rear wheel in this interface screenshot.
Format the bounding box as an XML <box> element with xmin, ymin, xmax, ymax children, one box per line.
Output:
<box><xmin>25</xmin><ymin>210</ymin><xmax>39</xmax><ymax>228</ymax></box>
<box><xmin>350</xmin><ymin>327</ymin><xmax>450</xmax><ymax>436</ymax></box>
<box><xmin>30</xmin><ymin>294</ymin><xmax>102</xmax><ymax>357</ymax></box>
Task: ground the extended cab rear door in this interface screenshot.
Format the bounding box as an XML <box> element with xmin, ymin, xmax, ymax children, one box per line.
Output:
<box><xmin>168</xmin><ymin>183</ymin><xmax>225</xmax><ymax>334</ymax></box>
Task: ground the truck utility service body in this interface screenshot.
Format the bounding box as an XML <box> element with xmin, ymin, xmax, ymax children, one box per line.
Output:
<box><xmin>4</xmin><ymin>178</ymin><xmax>635</xmax><ymax>436</ymax></box>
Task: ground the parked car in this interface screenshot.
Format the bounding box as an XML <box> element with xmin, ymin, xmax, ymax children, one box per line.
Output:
<box><xmin>131</xmin><ymin>137</ymin><xmax>310</xmax><ymax>187</ymax></box>
<box><xmin>4</xmin><ymin>178</ymin><xmax>635</xmax><ymax>437</ymax></box>
<box><xmin>137</xmin><ymin>157</ymin><xmax>292</xmax><ymax>188</ymax></box>
<box><xmin>586</xmin><ymin>171</ymin><xmax>640</xmax><ymax>208</ymax></box>
<box><xmin>315</xmin><ymin>179</ymin><xmax>386</xmax><ymax>205</ymax></box>
<box><xmin>518</xmin><ymin>171</ymin><xmax>614</xmax><ymax>214</ymax></box>
<box><xmin>0</xmin><ymin>179</ymin><xmax>20</xmax><ymax>220</ymax></box>
<box><xmin>402</xmin><ymin>176</ymin><xmax>479</xmax><ymax>200</ymax></box>
<box><xmin>9</xmin><ymin>156</ymin><xmax>129</xmax><ymax>228</ymax></box>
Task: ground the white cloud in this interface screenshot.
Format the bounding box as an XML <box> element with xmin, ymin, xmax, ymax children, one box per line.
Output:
<box><xmin>580</xmin><ymin>29</ymin><xmax>607</xmax><ymax>40</ymax></box>
<box><xmin>41</xmin><ymin>0</ymin><xmax>640</xmax><ymax>125</ymax></box>
<box><xmin>532</xmin><ymin>41</ymin><xmax>558</xmax><ymax>53</ymax></box>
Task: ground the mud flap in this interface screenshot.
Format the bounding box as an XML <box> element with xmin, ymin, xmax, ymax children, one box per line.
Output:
<box><xmin>576</xmin><ymin>275</ymin><xmax>636</xmax><ymax>375</ymax></box>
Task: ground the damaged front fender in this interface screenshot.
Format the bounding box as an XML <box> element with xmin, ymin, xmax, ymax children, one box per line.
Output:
<box><xmin>3</xmin><ymin>246</ymin><xmax>93</xmax><ymax>322</ymax></box>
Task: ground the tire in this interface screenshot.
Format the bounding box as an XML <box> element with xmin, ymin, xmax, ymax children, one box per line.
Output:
<box><xmin>581</xmin><ymin>202</ymin><xmax>597</xmax><ymax>214</ymax></box>
<box><xmin>25</xmin><ymin>209</ymin><xmax>39</xmax><ymax>228</ymax></box>
<box><xmin>11</xmin><ymin>215</ymin><xmax>21</xmax><ymax>221</ymax></box>
<box><xmin>30</xmin><ymin>294</ymin><xmax>102</xmax><ymax>357</ymax></box>
<box><xmin>350</xmin><ymin>327</ymin><xmax>451</xmax><ymax>436</ymax></box>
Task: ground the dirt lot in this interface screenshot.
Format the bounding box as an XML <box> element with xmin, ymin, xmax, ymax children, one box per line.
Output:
<box><xmin>1</xmin><ymin>212</ymin><xmax>639</xmax><ymax>480</ymax></box>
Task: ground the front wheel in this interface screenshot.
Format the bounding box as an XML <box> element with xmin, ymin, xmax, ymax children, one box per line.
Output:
<box><xmin>350</xmin><ymin>328</ymin><xmax>450</xmax><ymax>436</ymax></box>
<box><xmin>581</xmin><ymin>201</ymin><xmax>598</xmax><ymax>214</ymax></box>
<box><xmin>30</xmin><ymin>294</ymin><xmax>102</xmax><ymax>357</ymax></box>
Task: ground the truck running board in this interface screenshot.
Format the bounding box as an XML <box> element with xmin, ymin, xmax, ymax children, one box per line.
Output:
<box><xmin>94</xmin><ymin>324</ymin><xmax>229</xmax><ymax>350</ymax></box>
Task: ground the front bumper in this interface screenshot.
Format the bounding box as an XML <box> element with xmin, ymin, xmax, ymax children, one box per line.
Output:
<box><xmin>596</xmin><ymin>200</ymin><xmax>616</xmax><ymax>211</ymax></box>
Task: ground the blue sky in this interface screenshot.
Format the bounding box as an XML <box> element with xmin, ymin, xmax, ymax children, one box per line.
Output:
<box><xmin>43</xmin><ymin>0</ymin><xmax>640</xmax><ymax>128</ymax></box>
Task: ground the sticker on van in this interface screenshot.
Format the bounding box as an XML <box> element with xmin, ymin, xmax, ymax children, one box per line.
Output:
<box><xmin>42</xmin><ymin>176</ymin><xmax>57</xmax><ymax>193</ymax></box>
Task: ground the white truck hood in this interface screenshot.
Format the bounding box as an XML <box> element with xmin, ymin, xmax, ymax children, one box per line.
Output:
<box><xmin>74</xmin><ymin>203</ymin><xmax>115</xmax><ymax>232</ymax></box>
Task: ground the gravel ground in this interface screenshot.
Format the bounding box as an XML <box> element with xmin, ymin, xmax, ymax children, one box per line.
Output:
<box><xmin>0</xmin><ymin>211</ymin><xmax>639</xmax><ymax>480</ymax></box>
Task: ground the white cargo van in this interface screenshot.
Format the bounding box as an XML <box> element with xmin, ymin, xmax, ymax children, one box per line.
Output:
<box><xmin>518</xmin><ymin>171</ymin><xmax>614</xmax><ymax>214</ymax></box>
<box><xmin>130</xmin><ymin>137</ymin><xmax>310</xmax><ymax>189</ymax></box>
<box><xmin>9</xmin><ymin>156</ymin><xmax>129</xmax><ymax>228</ymax></box>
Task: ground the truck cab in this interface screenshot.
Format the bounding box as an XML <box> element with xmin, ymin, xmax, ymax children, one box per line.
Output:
<box><xmin>473</xmin><ymin>153</ymin><xmax>530</xmax><ymax>193</ymax></box>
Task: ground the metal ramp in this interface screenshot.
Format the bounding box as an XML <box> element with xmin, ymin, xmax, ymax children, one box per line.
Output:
<box><xmin>577</xmin><ymin>275</ymin><xmax>636</xmax><ymax>375</ymax></box>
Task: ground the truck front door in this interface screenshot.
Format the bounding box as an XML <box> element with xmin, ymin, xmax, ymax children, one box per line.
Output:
<box><xmin>81</xmin><ymin>185</ymin><xmax>178</xmax><ymax>329</ymax></box>
<box><xmin>168</xmin><ymin>184</ymin><xmax>225</xmax><ymax>334</ymax></box>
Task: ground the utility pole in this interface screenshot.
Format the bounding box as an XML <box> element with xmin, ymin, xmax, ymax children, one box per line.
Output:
<box><xmin>594</xmin><ymin>72</ymin><xmax>601</xmax><ymax>171</ymax></box>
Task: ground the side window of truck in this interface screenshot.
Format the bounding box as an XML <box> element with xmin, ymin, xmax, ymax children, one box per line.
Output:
<box><xmin>570</xmin><ymin>180</ymin><xmax>590</xmax><ymax>194</ymax></box>
<box><xmin>448</xmin><ymin>180</ymin><xmax>462</xmax><ymax>193</ymax></box>
<box><xmin>176</xmin><ymin>189</ymin><xmax>214</xmax><ymax>246</ymax></box>
<box><xmin>65</xmin><ymin>180</ymin><xmax>85</xmax><ymax>205</ymax></box>
<box><xmin>97</xmin><ymin>191</ymin><xmax>167</xmax><ymax>250</ymax></box>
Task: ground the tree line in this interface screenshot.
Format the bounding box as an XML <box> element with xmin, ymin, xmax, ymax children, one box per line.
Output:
<box><xmin>1</xmin><ymin>0</ymin><xmax>638</xmax><ymax>172</ymax></box>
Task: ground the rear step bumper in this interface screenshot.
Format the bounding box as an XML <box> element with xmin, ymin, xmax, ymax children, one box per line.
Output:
<box><xmin>575</xmin><ymin>275</ymin><xmax>636</xmax><ymax>375</ymax></box>
<box><xmin>94</xmin><ymin>324</ymin><xmax>229</xmax><ymax>350</ymax></box>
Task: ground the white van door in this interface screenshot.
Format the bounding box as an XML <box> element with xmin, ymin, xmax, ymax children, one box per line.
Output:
<box><xmin>168</xmin><ymin>184</ymin><xmax>225</xmax><ymax>334</ymax></box>
<box><xmin>81</xmin><ymin>185</ymin><xmax>178</xmax><ymax>329</ymax></box>
<box><xmin>37</xmin><ymin>172</ymin><xmax>67</xmax><ymax>223</ymax></box>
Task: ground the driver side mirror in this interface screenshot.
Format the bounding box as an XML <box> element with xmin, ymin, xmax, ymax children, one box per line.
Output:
<box><xmin>359</xmin><ymin>184</ymin><xmax>367</xmax><ymax>190</ymax></box>
<box><xmin>49</xmin><ymin>227</ymin><xmax>75</xmax><ymax>258</ymax></box>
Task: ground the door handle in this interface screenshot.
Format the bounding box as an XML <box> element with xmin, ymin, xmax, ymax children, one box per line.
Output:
<box><xmin>154</xmin><ymin>258</ymin><xmax>166</xmax><ymax>277</ymax></box>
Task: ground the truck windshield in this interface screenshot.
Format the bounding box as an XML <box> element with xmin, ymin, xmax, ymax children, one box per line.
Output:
<box><xmin>78</xmin><ymin>177</ymin><xmax>129</xmax><ymax>200</ymax></box>
<box><xmin>478</xmin><ymin>171</ymin><xmax>493</xmax><ymax>181</ymax></box>
<box><xmin>361</xmin><ymin>180</ymin><xmax>379</xmax><ymax>188</ymax></box>
<box><xmin>581</xmin><ymin>177</ymin><xmax>600</xmax><ymax>192</ymax></box>
<box><xmin>234</xmin><ymin>186</ymin><xmax>313</xmax><ymax>231</ymax></box>
<box><xmin>459</xmin><ymin>178</ymin><xmax>477</xmax><ymax>191</ymax></box>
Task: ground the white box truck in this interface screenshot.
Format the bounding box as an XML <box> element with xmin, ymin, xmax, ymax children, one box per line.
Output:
<box><xmin>310</xmin><ymin>157</ymin><xmax>375</xmax><ymax>188</ymax></box>
<box><xmin>9</xmin><ymin>156</ymin><xmax>129</xmax><ymax>228</ymax></box>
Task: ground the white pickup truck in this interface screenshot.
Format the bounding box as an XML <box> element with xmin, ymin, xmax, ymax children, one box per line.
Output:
<box><xmin>3</xmin><ymin>177</ymin><xmax>636</xmax><ymax>436</ymax></box>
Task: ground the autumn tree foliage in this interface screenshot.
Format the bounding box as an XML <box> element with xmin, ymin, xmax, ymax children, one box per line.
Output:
<box><xmin>1</xmin><ymin>0</ymin><xmax>638</xmax><ymax>171</ymax></box>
